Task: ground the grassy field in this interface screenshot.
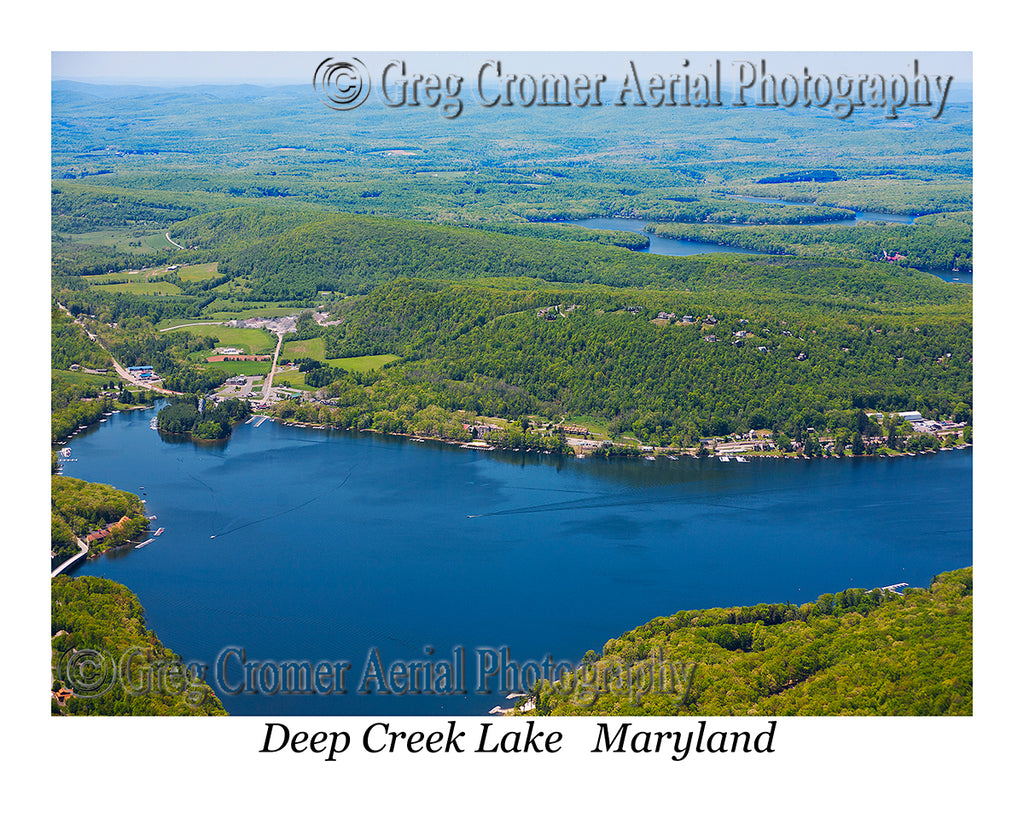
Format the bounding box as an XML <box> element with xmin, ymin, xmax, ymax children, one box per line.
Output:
<box><xmin>202</xmin><ymin>303</ymin><xmax>304</xmax><ymax>320</ymax></box>
<box><xmin>157</xmin><ymin>320</ymin><xmax>225</xmax><ymax>331</ymax></box>
<box><xmin>271</xmin><ymin>368</ymin><xmax>314</xmax><ymax>390</ymax></box>
<box><xmin>52</xmin><ymin>369</ymin><xmax>116</xmax><ymax>389</ymax></box>
<box><xmin>200</xmin><ymin>359</ymin><xmax>273</xmax><ymax>376</ymax></box>
<box><xmin>176</xmin><ymin>262</ymin><xmax>219</xmax><ymax>282</ymax></box>
<box><xmin>281</xmin><ymin>338</ymin><xmax>400</xmax><ymax>373</ymax></box>
<box><xmin>282</xmin><ymin>337</ymin><xmax>326</xmax><ymax>360</ymax></box>
<box><xmin>64</xmin><ymin>228</ymin><xmax>178</xmax><ymax>254</ymax></box>
<box><xmin>331</xmin><ymin>354</ymin><xmax>400</xmax><ymax>373</ymax></box>
<box><xmin>94</xmin><ymin>279</ymin><xmax>182</xmax><ymax>296</ymax></box>
<box><xmin>82</xmin><ymin>270</ymin><xmax>152</xmax><ymax>284</ymax></box>
<box><xmin>563</xmin><ymin>415</ymin><xmax>613</xmax><ymax>439</ymax></box>
<box><xmin>190</xmin><ymin>325</ymin><xmax>277</xmax><ymax>354</ymax></box>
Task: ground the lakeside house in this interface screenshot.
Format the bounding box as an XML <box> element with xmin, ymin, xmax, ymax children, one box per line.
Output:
<box><xmin>84</xmin><ymin>514</ymin><xmax>132</xmax><ymax>546</ymax></box>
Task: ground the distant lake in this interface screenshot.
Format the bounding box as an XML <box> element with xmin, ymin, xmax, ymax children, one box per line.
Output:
<box><xmin>726</xmin><ymin>195</ymin><xmax>918</xmax><ymax>225</ymax></box>
<box><xmin>63</xmin><ymin>408</ymin><xmax>972</xmax><ymax>717</ymax></box>
<box><xmin>568</xmin><ymin>212</ymin><xmax>971</xmax><ymax>285</ymax></box>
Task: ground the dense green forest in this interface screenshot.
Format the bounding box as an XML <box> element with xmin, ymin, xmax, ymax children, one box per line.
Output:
<box><xmin>527</xmin><ymin>567</ymin><xmax>972</xmax><ymax>716</ymax></box>
<box><xmin>269</xmin><ymin>257</ymin><xmax>971</xmax><ymax>444</ymax></box>
<box><xmin>51</xmin><ymin>576</ymin><xmax>228</xmax><ymax>715</ymax></box>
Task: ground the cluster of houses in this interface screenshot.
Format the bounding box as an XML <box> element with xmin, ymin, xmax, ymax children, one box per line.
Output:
<box><xmin>83</xmin><ymin>514</ymin><xmax>133</xmax><ymax>547</ymax></box>
<box><xmin>462</xmin><ymin>421</ymin><xmax>504</xmax><ymax>436</ymax></box>
<box><xmin>537</xmin><ymin>304</ymin><xmax>580</xmax><ymax>320</ymax></box>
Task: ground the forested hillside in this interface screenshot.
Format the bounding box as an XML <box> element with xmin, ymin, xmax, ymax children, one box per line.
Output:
<box><xmin>51</xmin><ymin>576</ymin><xmax>227</xmax><ymax>715</ymax></box>
<box><xmin>530</xmin><ymin>567</ymin><xmax>972</xmax><ymax>716</ymax></box>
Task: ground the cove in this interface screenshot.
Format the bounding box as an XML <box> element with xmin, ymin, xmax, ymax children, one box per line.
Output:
<box><xmin>62</xmin><ymin>407</ymin><xmax>972</xmax><ymax>717</ymax></box>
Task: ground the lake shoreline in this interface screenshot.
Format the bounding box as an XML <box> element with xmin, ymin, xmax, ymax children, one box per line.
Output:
<box><xmin>273</xmin><ymin>414</ymin><xmax>972</xmax><ymax>463</ymax></box>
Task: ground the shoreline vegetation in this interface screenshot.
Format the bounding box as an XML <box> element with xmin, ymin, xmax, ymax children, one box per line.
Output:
<box><xmin>272</xmin><ymin>412</ymin><xmax>972</xmax><ymax>462</ymax></box>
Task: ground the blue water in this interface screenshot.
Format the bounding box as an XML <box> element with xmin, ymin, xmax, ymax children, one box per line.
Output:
<box><xmin>568</xmin><ymin>211</ymin><xmax>972</xmax><ymax>284</ymax></box>
<box><xmin>61</xmin><ymin>408</ymin><xmax>972</xmax><ymax>716</ymax></box>
<box><xmin>570</xmin><ymin>217</ymin><xmax>767</xmax><ymax>257</ymax></box>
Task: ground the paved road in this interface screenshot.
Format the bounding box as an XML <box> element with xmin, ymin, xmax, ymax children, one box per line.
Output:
<box><xmin>56</xmin><ymin>302</ymin><xmax>180</xmax><ymax>395</ymax></box>
<box><xmin>51</xmin><ymin>537</ymin><xmax>88</xmax><ymax>578</ymax></box>
<box><xmin>262</xmin><ymin>331</ymin><xmax>285</xmax><ymax>400</ymax></box>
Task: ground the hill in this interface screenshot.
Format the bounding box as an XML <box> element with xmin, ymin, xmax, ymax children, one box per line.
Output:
<box><xmin>530</xmin><ymin>567</ymin><xmax>972</xmax><ymax>716</ymax></box>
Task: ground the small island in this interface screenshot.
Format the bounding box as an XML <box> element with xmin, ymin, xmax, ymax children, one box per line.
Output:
<box><xmin>156</xmin><ymin>395</ymin><xmax>250</xmax><ymax>440</ymax></box>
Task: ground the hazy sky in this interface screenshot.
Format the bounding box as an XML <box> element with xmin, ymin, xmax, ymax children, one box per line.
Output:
<box><xmin>52</xmin><ymin>51</ymin><xmax>972</xmax><ymax>87</ymax></box>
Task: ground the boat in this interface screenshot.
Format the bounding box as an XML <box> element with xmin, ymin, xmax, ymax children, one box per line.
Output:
<box><xmin>644</xmin><ymin>455</ymin><xmax>656</xmax><ymax>461</ymax></box>
<box><xmin>719</xmin><ymin>455</ymin><xmax>730</xmax><ymax>462</ymax></box>
<box><xmin>154</xmin><ymin>527</ymin><xmax>165</xmax><ymax>536</ymax></box>
<box><xmin>735</xmin><ymin>456</ymin><xmax>748</xmax><ymax>462</ymax></box>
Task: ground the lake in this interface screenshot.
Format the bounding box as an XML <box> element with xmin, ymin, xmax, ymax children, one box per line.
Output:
<box><xmin>62</xmin><ymin>408</ymin><xmax>972</xmax><ymax>716</ymax></box>
<box><xmin>568</xmin><ymin>210</ymin><xmax>972</xmax><ymax>284</ymax></box>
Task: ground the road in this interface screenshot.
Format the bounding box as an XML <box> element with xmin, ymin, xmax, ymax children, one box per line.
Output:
<box><xmin>51</xmin><ymin>537</ymin><xmax>88</xmax><ymax>578</ymax></box>
<box><xmin>262</xmin><ymin>331</ymin><xmax>285</xmax><ymax>400</ymax></box>
<box><xmin>56</xmin><ymin>302</ymin><xmax>180</xmax><ymax>395</ymax></box>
